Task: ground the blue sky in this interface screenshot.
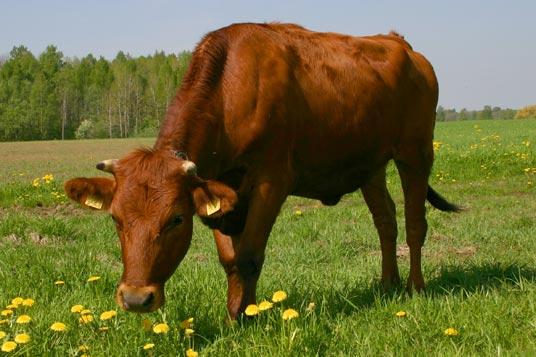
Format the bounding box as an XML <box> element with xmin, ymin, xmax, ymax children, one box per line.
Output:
<box><xmin>1</xmin><ymin>0</ymin><xmax>535</xmax><ymax>109</ymax></box>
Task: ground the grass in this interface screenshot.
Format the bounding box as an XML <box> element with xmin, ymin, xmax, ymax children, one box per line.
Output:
<box><xmin>0</xmin><ymin>119</ymin><xmax>535</xmax><ymax>356</ymax></box>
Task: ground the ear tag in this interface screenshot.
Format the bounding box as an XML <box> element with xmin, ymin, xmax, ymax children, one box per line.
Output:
<box><xmin>85</xmin><ymin>195</ymin><xmax>103</xmax><ymax>209</ymax></box>
<box><xmin>206</xmin><ymin>199</ymin><xmax>221</xmax><ymax>216</ymax></box>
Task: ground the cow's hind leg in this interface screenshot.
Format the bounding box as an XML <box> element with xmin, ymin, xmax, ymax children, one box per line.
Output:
<box><xmin>395</xmin><ymin>145</ymin><xmax>433</xmax><ymax>292</ymax></box>
<box><xmin>362</xmin><ymin>166</ymin><xmax>400</xmax><ymax>289</ymax></box>
<box><xmin>213</xmin><ymin>176</ymin><xmax>288</xmax><ymax>320</ymax></box>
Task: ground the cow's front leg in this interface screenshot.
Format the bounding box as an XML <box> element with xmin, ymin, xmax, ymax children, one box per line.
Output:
<box><xmin>213</xmin><ymin>179</ymin><xmax>288</xmax><ymax>320</ymax></box>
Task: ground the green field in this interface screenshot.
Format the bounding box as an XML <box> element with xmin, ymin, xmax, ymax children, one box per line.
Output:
<box><xmin>0</xmin><ymin>119</ymin><xmax>535</xmax><ymax>356</ymax></box>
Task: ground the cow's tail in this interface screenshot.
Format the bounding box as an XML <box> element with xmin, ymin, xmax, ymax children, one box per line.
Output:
<box><xmin>426</xmin><ymin>185</ymin><xmax>462</xmax><ymax>212</ymax></box>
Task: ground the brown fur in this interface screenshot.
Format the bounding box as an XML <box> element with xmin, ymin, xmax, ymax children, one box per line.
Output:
<box><xmin>65</xmin><ymin>23</ymin><xmax>458</xmax><ymax>318</ymax></box>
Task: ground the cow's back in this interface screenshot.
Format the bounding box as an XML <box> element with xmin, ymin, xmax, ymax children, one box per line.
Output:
<box><xmin>215</xmin><ymin>23</ymin><xmax>438</xmax><ymax>198</ymax></box>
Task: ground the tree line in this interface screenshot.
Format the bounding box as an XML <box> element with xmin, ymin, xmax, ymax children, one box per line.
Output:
<box><xmin>0</xmin><ymin>45</ymin><xmax>534</xmax><ymax>141</ymax></box>
<box><xmin>0</xmin><ymin>45</ymin><xmax>191</xmax><ymax>141</ymax></box>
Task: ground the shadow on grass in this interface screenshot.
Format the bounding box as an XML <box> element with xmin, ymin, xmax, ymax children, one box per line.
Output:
<box><xmin>188</xmin><ymin>262</ymin><xmax>536</xmax><ymax>346</ymax></box>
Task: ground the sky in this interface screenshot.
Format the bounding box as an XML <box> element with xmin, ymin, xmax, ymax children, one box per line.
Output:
<box><xmin>1</xmin><ymin>0</ymin><xmax>535</xmax><ymax>110</ymax></box>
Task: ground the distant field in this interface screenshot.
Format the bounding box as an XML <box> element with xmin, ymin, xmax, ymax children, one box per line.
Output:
<box><xmin>0</xmin><ymin>119</ymin><xmax>535</xmax><ymax>356</ymax></box>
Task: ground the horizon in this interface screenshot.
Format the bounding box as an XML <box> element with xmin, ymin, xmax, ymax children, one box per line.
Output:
<box><xmin>1</xmin><ymin>0</ymin><xmax>535</xmax><ymax>110</ymax></box>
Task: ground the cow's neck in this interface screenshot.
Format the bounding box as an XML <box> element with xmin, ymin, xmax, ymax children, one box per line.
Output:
<box><xmin>153</xmin><ymin>93</ymin><xmax>222</xmax><ymax>179</ymax></box>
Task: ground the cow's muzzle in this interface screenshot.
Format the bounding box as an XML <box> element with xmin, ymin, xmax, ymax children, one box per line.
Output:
<box><xmin>116</xmin><ymin>284</ymin><xmax>164</xmax><ymax>313</ymax></box>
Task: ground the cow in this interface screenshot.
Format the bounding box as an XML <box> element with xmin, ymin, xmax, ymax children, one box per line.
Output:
<box><xmin>64</xmin><ymin>23</ymin><xmax>460</xmax><ymax>319</ymax></box>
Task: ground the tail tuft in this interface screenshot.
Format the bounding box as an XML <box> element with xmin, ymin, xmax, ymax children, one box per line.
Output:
<box><xmin>426</xmin><ymin>185</ymin><xmax>462</xmax><ymax>212</ymax></box>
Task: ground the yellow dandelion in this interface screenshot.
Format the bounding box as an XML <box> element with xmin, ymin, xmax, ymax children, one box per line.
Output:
<box><xmin>98</xmin><ymin>326</ymin><xmax>109</xmax><ymax>332</ymax></box>
<box><xmin>22</xmin><ymin>299</ymin><xmax>34</xmax><ymax>307</ymax></box>
<box><xmin>179</xmin><ymin>317</ymin><xmax>194</xmax><ymax>329</ymax></box>
<box><xmin>0</xmin><ymin>320</ymin><xmax>8</xmax><ymax>325</ymax></box>
<box><xmin>14</xmin><ymin>334</ymin><xmax>30</xmax><ymax>344</ymax></box>
<box><xmin>306</xmin><ymin>302</ymin><xmax>316</xmax><ymax>311</ymax></box>
<box><xmin>244</xmin><ymin>304</ymin><xmax>259</xmax><ymax>316</ymax></box>
<box><xmin>143</xmin><ymin>343</ymin><xmax>155</xmax><ymax>350</ymax></box>
<box><xmin>1</xmin><ymin>341</ymin><xmax>17</xmax><ymax>352</ymax></box>
<box><xmin>153</xmin><ymin>323</ymin><xmax>170</xmax><ymax>334</ymax></box>
<box><xmin>444</xmin><ymin>327</ymin><xmax>459</xmax><ymax>336</ymax></box>
<box><xmin>0</xmin><ymin>331</ymin><xmax>5</xmax><ymax>339</ymax></box>
<box><xmin>433</xmin><ymin>141</ymin><xmax>442</xmax><ymax>152</ymax></box>
<box><xmin>282</xmin><ymin>308</ymin><xmax>299</xmax><ymax>321</ymax></box>
<box><xmin>272</xmin><ymin>290</ymin><xmax>288</xmax><ymax>303</ymax></box>
<box><xmin>184</xmin><ymin>328</ymin><xmax>194</xmax><ymax>337</ymax></box>
<box><xmin>395</xmin><ymin>311</ymin><xmax>407</xmax><ymax>317</ymax></box>
<box><xmin>80</xmin><ymin>309</ymin><xmax>91</xmax><ymax>315</ymax></box>
<box><xmin>70</xmin><ymin>305</ymin><xmax>84</xmax><ymax>313</ymax></box>
<box><xmin>43</xmin><ymin>174</ymin><xmax>54</xmax><ymax>183</ymax></box>
<box><xmin>186</xmin><ymin>348</ymin><xmax>199</xmax><ymax>357</ymax></box>
<box><xmin>5</xmin><ymin>305</ymin><xmax>17</xmax><ymax>310</ymax></box>
<box><xmin>11</xmin><ymin>298</ymin><xmax>23</xmax><ymax>306</ymax></box>
<box><xmin>54</xmin><ymin>280</ymin><xmax>65</xmax><ymax>286</ymax></box>
<box><xmin>79</xmin><ymin>314</ymin><xmax>94</xmax><ymax>324</ymax></box>
<box><xmin>294</xmin><ymin>209</ymin><xmax>303</xmax><ymax>216</ymax></box>
<box><xmin>87</xmin><ymin>276</ymin><xmax>101</xmax><ymax>282</ymax></box>
<box><xmin>32</xmin><ymin>178</ymin><xmax>40</xmax><ymax>187</ymax></box>
<box><xmin>100</xmin><ymin>310</ymin><xmax>117</xmax><ymax>320</ymax></box>
<box><xmin>15</xmin><ymin>315</ymin><xmax>31</xmax><ymax>324</ymax></box>
<box><xmin>79</xmin><ymin>344</ymin><xmax>89</xmax><ymax>353</ymax></box>
<box><xmin>50</xmin><ymin>322</ymin><xmax>67</xmax><ymax>332</ymax></box>
<box><xmin>258</xmin><ymin>300</ymin><xmax>273</xmax><ymax>311</ymax></box>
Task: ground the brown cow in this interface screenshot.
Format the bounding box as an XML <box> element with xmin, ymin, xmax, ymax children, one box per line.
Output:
<box><xmin>64</xmin><ymin>23</ymin><xmax>460</xmax><ymax>319</ymax></box>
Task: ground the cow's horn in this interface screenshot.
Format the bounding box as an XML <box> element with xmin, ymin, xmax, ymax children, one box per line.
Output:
<box><xmin>96</xmin><ymin>159</ymin><xmax>118</xmax><ymax>173</ymax></box>
<box><xmin>182</xmin><ymin>161</ymin><xmax>197</xmax><ymax>176</ymax></box>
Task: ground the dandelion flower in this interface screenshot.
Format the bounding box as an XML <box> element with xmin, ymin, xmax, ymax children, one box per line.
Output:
<box><xmin>245</xmin><ymin>304</ymin><xmax>259</xmax><ymax>316</ymax></box>
<box><xmin>100</xmin><ymin>310</ymin><xmax>117</xmax><ymax>320</ymax></box>
<box><xmin>186</xmin><ymin>348</ymin><xmax>199</xmax><ymax>357</ymax></box>
<box><xmin>43</xmin><ymin>174</ymin><xmax>54</xmax><ymax>183</ymax></box>
<box><xmin>0</xmin><ymin>320</ymin><xmax>8</xmax><ymax>325</ymax></box>
<box><xmin>79</xmin><ymin>344</ymin><xmax>89</xmax><ymax>353</ymax></box>
<box><xmin>50</xmin><ymin>322</ymin><xmax>67</xmax><ymax>332</ymax></box>
<box><xmin>258</xmin><ymin>301</ymin><xmax>273</xmax><ymax>311</ymax></box>
<box><xmin>32</xmin><ymin>178</ymin><xmax>40</xmax><ymax>187</ymax></box>
<box><xmin>0</xmin><ymin>331</ymin><xmax>5</xmax><ymax>339</ymax></box>
<box><xmin>80</xmin><ymin>309</ymin><xmax>91</xmax><ymax>315</ymax></box>
<box><xmin>14</xmin><ymin>334</ymin><xmax>30</xmax><ymax>344</ymax></box>
<box><xmin>10</xmin><ymin>298</ymin><xmax>23</xmax><ymax>306</ymax></box>
<box><xmin>294</xmin><ymin>209</ymin><xmax>303</xmax><ymax>216</ymax></box>
<box><xmin>184</xmin><ymin>328</ymin><xmax>194</xmax><ymax>337</ymax></box>
<box><xmin>395</xmin><ymin>311</ymin><xmax>407</xmax><ymax>317</ymax></box>
<box><xmin>70</xmin><ymin>305</ymin><xmax>84</xmax><ymax>313</ymax></box>
<box><xmin>87</xmin><ymin>276</ymin><xmax>101</xmax><ymax>282</ymax></box>
<box><xmin>143</xmin><ymin>343</ymin><xmax>155</xmax><ymax>350</ymax></box>
<box><xmin>22</xmin><ymin>299</ymin><xmax>34</xmax><ymax>307</ymax></box>
<box><xmin>5</xmin><ymin>305</ymin><xmax>17</xmax><ymax>310</ymax></box>
<box><xmin>153</xmin><ymin>323</ymin><xmax>170</xmax><ymax>334</ymax></box>
<box><xmin>54</xmin><ymin>280</ymin><xmax>65</xmax><ymax>286</ymax></box>
<box><xmin>444</xmin><ymin>327</ymin><xmax>459</xmax><ymax>336</ymax></box>
<box><xmin>79</xmin><ymin>315</ymin><xmax>94</xmax><ymax>324</ymax></box>
<box><xmin>15</xmin><ymin>315</ymin><xmax>31</xmax><ymax>324</ymax></box>
<box><xmin>1</xmin><ymin>341</ymin><xmax>17</xmax><ymax>352</ymax></box>
<box><xmin>179</xmin><ymin>317</ymin><xmax>193</xmax><ymax>329</ymax></box>
<box><xmin>306</xmin><ymin>302</ymin><xmax>316</xmax><ymax>311</ymax></box>
<box><xmin>282</xmin><ymin>308</ymin><xmax>299</xmax><ymax>321</ymax></box>
<box><xmin>272</xmin><ymin>290</ymin><xmax>287</xmax><ymax>303</ymax></box>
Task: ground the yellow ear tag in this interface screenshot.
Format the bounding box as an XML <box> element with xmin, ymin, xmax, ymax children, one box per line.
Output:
<box><xmin>206</xmin><ymin>199</ymin><xmax>221</xmax><ymax>216</ymax></box>
<box><xmin>85</xmin><ymin>195</ymin><xmax>103</xmax><ymax>209</ymax></box>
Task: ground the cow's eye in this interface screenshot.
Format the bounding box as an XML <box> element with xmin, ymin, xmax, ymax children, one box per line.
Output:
<box><xmin>166</xmin><ymin>215</ymin><xmax>183</xmax><ymax>228</ymax></box>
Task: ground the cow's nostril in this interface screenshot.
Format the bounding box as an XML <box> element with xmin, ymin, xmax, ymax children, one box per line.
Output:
<box><xmin>142</xmin><ymin>292</ymin><xmax>154</xmax><ymax>307</ymax></box>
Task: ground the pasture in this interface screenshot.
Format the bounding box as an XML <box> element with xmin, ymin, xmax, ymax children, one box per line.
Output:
<box><xmin>0</xmin><ymin>119</ymin><xmax>535</xmax><ymax>356</ymax></box>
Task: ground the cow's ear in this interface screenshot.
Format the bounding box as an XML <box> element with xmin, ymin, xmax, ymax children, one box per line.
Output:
<box><xmin>64</xmin><ymin>177</ymin><xmax>115</xmax><ymax>211</ymax></box>
<box><xmin>191</xmin><ymin>180</ymin><xmax>237</xmax><ymax>218</ymax></box>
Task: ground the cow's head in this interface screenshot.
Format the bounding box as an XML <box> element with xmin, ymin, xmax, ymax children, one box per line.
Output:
<box><xmin>64</xmin><ymin>149</ymin><xmax>237</xmax><ymax>312</ymax></box>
